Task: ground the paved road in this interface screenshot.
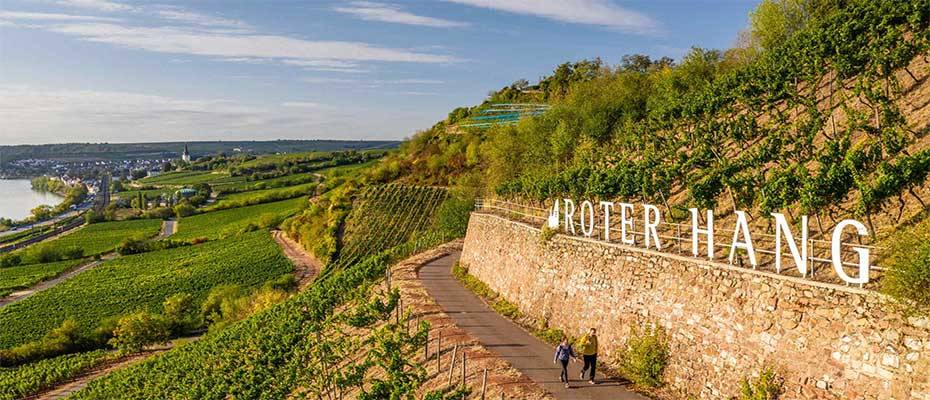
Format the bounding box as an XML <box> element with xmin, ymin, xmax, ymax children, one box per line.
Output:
<box><xmin>420</xmin><ymin>252</ymin><xmax>647</xmax><ymax>400</ymax></box>
<box><xmin>160</xmin><ymin>220</ymin><xmax>177</xmax><ymax>238</ymax></box>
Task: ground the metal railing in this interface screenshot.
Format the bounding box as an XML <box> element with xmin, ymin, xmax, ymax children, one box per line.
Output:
<box><xmin>474</xmin><ymin>197</ymin><xmax>886</xmax><ymax>289</ymax></box>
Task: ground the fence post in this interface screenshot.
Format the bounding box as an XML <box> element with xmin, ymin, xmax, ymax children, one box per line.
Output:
<box><xmin>437</xmin><ymin>331</ymin><xmax>442</xmax><ymax>374</ymax></box>
<box><xmin>448</xmin><ymin>344</ymin><xmax>458</xmax><ymax>385</ymax></box>
<box><xmin>461</xmin><ymin>351</ymin><xmax>467</xmax><ymax>388</ymax></box>
<box><xmin>481</xmin><ymin>368</ymin><xmax>488</xmax><ymax>400</ymax></box>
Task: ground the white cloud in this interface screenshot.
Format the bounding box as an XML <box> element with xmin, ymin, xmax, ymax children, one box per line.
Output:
<box><xmin>334</xmin><ymin>1</ymin><xmax>468</xmax><ymax>28</ymax></box>
<box><xmin>281</xmin><ymin>101</ymin><xmax>320</xmax><ymax>108</ymax></box>
<box><xmin>40</xmin><ymin>22</ymin><xmax>458</xmax><ymax>65</ymax></box>
<box><xmin>56</xmin><ymin>0</ymin><xmax>134</xmax><ymax>12</ymax></box>
<box><xmin>301</xmin><ymin>77</ymin><xmax>358</xmax><ymax>84</ymax></box>
<box><xmin>0</xmin><ymin>86</ymin><xmax>408</xmax><ymax>143</ymax></box>
<box><xmin>151</xmin><ymin>6</ymin><xmax>252</xmax><ymax>31</ymax></box>
<box><xmin>444</xmin><ymin>0</ymin><xmax>657</xmax><ymax>33</ymax></box>
<box><xmin>0</xmin><ymin>11</ymin><xmax>119</xmax><ymax>22</ymax></box>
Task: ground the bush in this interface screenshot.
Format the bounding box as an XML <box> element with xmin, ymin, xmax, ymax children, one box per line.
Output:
<box><xmin>882</xmin><ymin>219</ymin><xmax>930</xmax><ymax>314</ymax></box>
<box><xmin>163</xmin><ymin>293</ymin><xmax>200</xmax><ymax>336</ymax></box>
<box><xmin>108</xmin><ymin>311</ymin><xmax>171</xmax><ymax>354</ymax></box>
<box><xmin>619</xmin><ymin>325</ymin><xmax>669</xmax><ymax>388</ymax></box>
<box><xmin>173</xmin><ymin>203</ymin><xmax>196</xmax><ymax>218</ymax></box>
<box><xmin>0</xmin><ymin>320</ymin><xmax>86</xmax><ymax>367</ymax></box>
<box><xmin>539</xmin><ymin>224</ymin><xmax>556</xmax><ymax>243</ymax></box>
<box><xmin>739</xmin><ymin>366</ymin><xmax>783</xmax><ymax>400</ymax></box>
<box><xmin>0</xmin><ymin>253</ymin><xmax>22</xmax><ymax>268</ymax></box>
<box><xmin>116</xmin><ymin>235</ymin><xmax>150</xmax><ymax>256</ymax></box>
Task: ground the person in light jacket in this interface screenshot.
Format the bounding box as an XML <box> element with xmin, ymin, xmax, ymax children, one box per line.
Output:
<box><xmin>577</xmin><ymin>328</ymin><xmax>599</xmax><ymax>384</ymax></box>
<box><xmin>553</xmin><ymin>335</ymin><xmax>578</xmax><ymax>388</ymax></box>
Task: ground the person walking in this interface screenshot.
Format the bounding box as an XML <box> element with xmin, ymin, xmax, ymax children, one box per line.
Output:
<box><xmin>553</xmin><ymin>335</ymin><xmax>578</xmax><ymax>388</ymax></box>
<box><xmin>578</xmin><ymin>328</ymin><xmax>599</xmax><ymax>384</ymax></box>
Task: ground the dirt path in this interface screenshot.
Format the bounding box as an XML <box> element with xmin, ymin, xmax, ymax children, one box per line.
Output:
<box><xmin>271</xmin><ymin>230</ymin><xmax>320</xmax><ymax>288</ymax></box>
<box><xmin>419</xmin><ymin>252</ymin><xmax>648</xmax><ymax>400</ymax></box>
<box><xmin>0</xmin><ymin>253</ymin><xmax>116</xmax><ymax>308</ymax></box>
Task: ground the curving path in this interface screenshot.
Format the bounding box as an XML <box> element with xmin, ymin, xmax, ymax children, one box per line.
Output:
<box><xmin>272</xmin><ymin>230</ymin><xmax>320</xmax><ymax>288</ymax></box>
<box><xmin>419</xmin><ymin>252</ymin><xmax>648</xmax><ymax>400</ymax></box>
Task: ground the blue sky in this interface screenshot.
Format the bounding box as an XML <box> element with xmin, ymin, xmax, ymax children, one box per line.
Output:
<box><xmin>0</xmin><ymin>0</ymin><xmax>757</xmax><ymax>145</ymax></box>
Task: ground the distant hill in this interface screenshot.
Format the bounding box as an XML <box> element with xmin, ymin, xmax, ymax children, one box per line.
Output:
<box><xmin>0</xmin><ymin>140</ymin><xmax>400</xmax><ymax>165</ymax></box>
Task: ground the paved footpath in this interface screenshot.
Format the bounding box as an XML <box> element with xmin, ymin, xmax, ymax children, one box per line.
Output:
<box><xmin>420</xmin><ymin>251</ymin><xmax>648</xmax><ymax>400</ymax></box>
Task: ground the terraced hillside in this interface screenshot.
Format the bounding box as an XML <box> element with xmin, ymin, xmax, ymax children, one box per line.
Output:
<box><xmin>67</xmin><ymin>185</ymin><xmax>464</xmax><ymax>399</ymax></box>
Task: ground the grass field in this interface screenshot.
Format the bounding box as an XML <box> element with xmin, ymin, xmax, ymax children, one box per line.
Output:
<box><xmin>138</xmin><ymin>171</ymin><xmax>246</xmax><ymax>187</ymax></box>
<box><xmin>24</xmin><ymin>219</ymin><xmax>161</xmax><ymax>259</ymax></box>
<box><xmin>174</xmin><ymin>197</ymin><xmax>306</xmax><ymax>240</ymax></box>
<box><xmin>211</xmin><ymin>172</ymin><xmax>319</xmax><ymax>194</ymax></box>
<box><xmin>208</xmin><ymin>181</ymin><xmax>318</xmax><ymax>210</ymax></box>
<box><xmin>0</xmin><ymin>230</ymin><xmax>293</xmax><ymax>349</ymax></box>
<box><xmin>0</xmin><ymin>259</ymin><xmax>85</xmax><ymax>297</ymax></box>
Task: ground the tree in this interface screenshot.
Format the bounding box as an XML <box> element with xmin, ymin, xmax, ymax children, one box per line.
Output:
<box><xmin>108</xmin><ymin>311</ymin><xmax>170</xmax><ymax>354</ymax></box>
<box><xmin>163</xmin><ymin>293</ymin><xmax>199</xmax><ymax>335</ymax></box>
<box><xmin>173</xmin><ymin>202</ymin><xmax>196</xmax><ymax>217</ymax></box>
<box><xmin>130</xmin><ymin>169</ymin><xmax>147</xmax><ymax>180</ymax></box>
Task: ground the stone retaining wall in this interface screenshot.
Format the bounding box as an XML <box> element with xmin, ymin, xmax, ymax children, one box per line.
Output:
<box><xmin>460</xmin><ymin>212</ymin><xmax>930</xmax><ymax>399</ymax></box>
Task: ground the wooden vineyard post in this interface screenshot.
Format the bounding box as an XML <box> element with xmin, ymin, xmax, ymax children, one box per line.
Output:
<box><xmin>461</xmin><ymin>351</ymin><xmax>467</xmax><ymax>388</ymax></box>
<box><xmin>448</xmin><ymin>344</ymin><xmax>458</xmax><ymax>385</ymax></box>
<box><xmin>386</xmin><ymin>268</ymin><xmax>391</xmax><ymax>292</ymax></box>
<box><xmin>437</xmin><ymin>331</ymin><xmax>442</xmax><ymax>374</ymax></box>
<box><xmin>481</xmin><ymin>368</ymin><xmax>488</xmax><ymax>400</ymax></box>
<box><xmin>424</xmin><ymin>329</ymin><xmax>429</xmax><ymax>359</ymax></box>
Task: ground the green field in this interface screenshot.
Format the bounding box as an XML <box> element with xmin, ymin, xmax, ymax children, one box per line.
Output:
<box><xmin>212</xmin><ymin>172</ymin><xmax>319</xmax><ymax>194</ymax></box>
<box><xmin>208</xmin><ymin>181</ymin><xmax>318</xmax><ymax>210</ymax></box>
<box><xmin>24</xmin><ymin>219</ymin><xmax>161</xmax><ymax>259</ymax></box>
<box><xmin>138</xmin><ymin>171</ymin><xmax>245</xmax><ymax>187</ymax></box>
<box><xmin>0</xmin><ymin>349</ymin><xmax>111</xmax><ymax>400</ymax></box>
<box><xmin>0</xmin><ymin>259</ymin><xmax>84</xmax><ymax>297</ymax></box>
<box><xmin>174</xmin><ymin>197</ymin><xmax>306</xmax><ymax>240</ymax></box>
<box><xmin>0</xmin><ymin>230</ymin><xmax>293</xmax><ymax>349</ymax></box>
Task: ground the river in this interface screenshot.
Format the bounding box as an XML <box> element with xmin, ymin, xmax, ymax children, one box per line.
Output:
<box><xmin>0</xmin><ymin>179</ymin><xmax>65</xmax><ymax>221</ymax></box>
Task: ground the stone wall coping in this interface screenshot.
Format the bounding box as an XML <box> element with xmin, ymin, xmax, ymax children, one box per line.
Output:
<box><xmin>472</xmin><ymin>211</ymin><xmax>880</xmax><ymax>297</ymax></box>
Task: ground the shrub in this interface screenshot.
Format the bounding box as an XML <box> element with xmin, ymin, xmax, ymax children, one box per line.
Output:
<box><xmin>173</xmin><ymin>203</ymin><xmax>196</xmax><ymax>218</ymax></box>
<box><xmin>116</xmin><ymin>235</ymin><xmax>150</xmax><ymax>256</ymax></box>
<box><xmin>739</xmin><ymin>366</ymin><xmax>783</xmax><ymax>400</ymax></box>
<box><xmin>0</xmin><ymin>320</ymin><xmax>86</xmax><ymax>367</ymax></box>
<box><xmin>882</xmin><ymin>218</ymin><xmax>930</xmax><ymax>314</ymax></box>
<box><xmin>0</xmin><ymin>253</ymin><xmax>22</xmax><ymax>268</ymax></box>
<box><xmin>619</xmin><ymin>325</ymin><xmax>669</xmax><ymax>388</ymax></box>
<box><xmin>539</xmin><ymin>224</ymin><xmax>556</xmax><ymax>243</ymax></box>
<box><xmin>163</xmin><ymin>293</ymin><xmax>200</xmax><ymax>336</ymax></box>
<box><xmin>108</xmin><ymin>311</ymin><xmax>171</xmax><ymax>354</ymax></box>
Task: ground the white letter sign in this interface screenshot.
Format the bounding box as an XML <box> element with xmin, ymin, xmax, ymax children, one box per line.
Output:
<box><xmin>620</xmin><ymin>203</ymin><xmax>635</xmax><ymax>245</ymax></box>
<box><xmin>643</xmin><ymin>204</ymin><xmax>662</xmax><ymax>250</ymax></box>
<box><xmin>772</xmin><ymin>213</ymin><xmax>808</xmax><ymax>275</ymax></box>
<box><xmin>690</xmin><ymin>208</ymin><xmax>714</xmax><ymax>259</ymax></box>
<box><xmin>728</xmin><ymin>210</ymin><xmax>757</xmax><ymax>268</ymax></box>
<box><xmin>600</xmin><ymin>201</ymin><xmax>614</xmax><ymax>241</ymax></box>
<box><xmin>563</xmin><ymin>199</ymin><xmax>576</xmax><ymax>234</ymax></box>
<box><xmin>831</xmin><ymin>220</ymin><xmax>871</xmax><ymax>285</ymax></box>
<box><xmin>580</xmin><ymin>201</ymin><xmax>595</xmax><ymax>237</ymax></box>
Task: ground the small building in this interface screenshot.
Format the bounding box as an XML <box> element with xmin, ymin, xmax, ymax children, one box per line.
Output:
<box><xmin>176</xmin><ymin>188</ymin><xmax>197</xmax><ymax>199</ymax></box>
